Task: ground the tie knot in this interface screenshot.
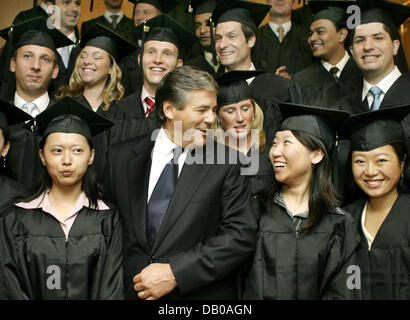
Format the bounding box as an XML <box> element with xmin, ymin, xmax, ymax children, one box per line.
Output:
<box><xmin>330</xmin><ymin>66</ymin><xmax>339</xmax><ymax>75</ymax></box>
<box><xmin>22</xmin><ymin>103</ymin><xmax>39</xmax><ymax>116</ymax></box>
<box><xmin>111</xmin><ymin>14</ymin><xmax>119</xmax><ymax>22</ymax></box>
<box><xmin>277</xmin><ymin>25</ymin><xmax>285</xmax><ymax>42</ymax></box>
<box><xmin>369</xmin><ymin>86</ymin><xmax>383</xmax><ymax>97</ymax></box>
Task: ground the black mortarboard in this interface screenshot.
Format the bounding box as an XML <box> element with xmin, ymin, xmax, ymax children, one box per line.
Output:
<box><xmin>28</xmin><ymin>97</ymin><xmax>114</xmax><ymax>142</ymax></box>
<box><xmin>216</xmin><ymin>70</ymin><xmax>264</xmax><ymax>108</ymax></box>
<box><xmin>190</xmin><ymin>0</ymin><xmax>218</xmax><ymax>15</ymax></box>
<box><xmin>0</xmin><ymin>16</ymin><xmax>74</xmax><ymax>53</ymax></box>
<box><xmin>128</xmin><ymin>0</ymin><xmax>175</xmax><ymax>12</ymax></box>
<box><xmin>339</xmin><ymin>105</ymin><xmax>410</xmax><ymax>152</ymax></box>
<box><xmin>278</xmin><ymin>103</ymin><xmax>350</xmax><ymax>153</ymax></box>
<box><xmin>135</xmin><ymin>13</ymin><xmax>198</xmax><ymax>51</ymax></box>
<box><xmin>213</xmin><ymin>0</ymin><xmax>271</xmax><ymax>33</ymax></box>
<box><xmin>0</xmin><ymin>99</ymin><xmax>32</xmax><ymax>135</ymax></box>
<box><xmin>358</xmin><ymin>0</ymin><xmax>410</xmax><ymax>29</ymax></box>
<box><xmin>310</xmin><ymin>0</ymin><xmax>357</xmax><ymax>27</ymax></box>
<box><xmin>79</xmin><ymin>23</ymin><xmax>138</xmax><ymax>62</ymax></box>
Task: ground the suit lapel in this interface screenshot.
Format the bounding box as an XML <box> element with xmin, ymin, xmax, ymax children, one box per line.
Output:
<box><xmin>152</xmin><ymin>147</ymin><xmax>212</xmax><ymax>252</ymax></box>
<box><xmin>127</xmin><ymin>138</ymin><xmax>154</xmax><ymax>253</ymax></box>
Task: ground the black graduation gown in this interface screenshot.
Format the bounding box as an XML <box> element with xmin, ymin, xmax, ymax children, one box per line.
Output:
<box><xmin>243</xmin><ymin>195</ymin><xmax>360</xmax><ymax>299</ymax></box>
<box><xmin>0</xmin><ymin>174</ymin><xmax>28</xmax><ymax>212</ymax></box>
<box><xmin>185</xmin><ymin>51</ymin><xmax>224</xmax><ymax>78</ymax></box>
<box><xmin>343</xmin><ymin>193</ymin><xmax>410</xmax><ymax>299</ymax></box>
<box><xmin>81</xmin><ymin>16</ymin><xmax>135</xmax><ymax>43</ymax></box>
<box><xmin>246</xmin><ymin>145</ymin><xmax>274</xmax><ymax>197</ymax></box>
<box><xmin>0</xmin><ymin>202</ymin><xmax>123</xmax><ymax>300</ymax></box>
<box><xmin>119</xmin><ymin>49</ymin><xmax>142</xmax><ymax>97</ymax></box>
<box><xmin>249</xmin><ymin>72</ymin><xmax>292</xmax><ymax>104</ymax></box>
<box><xmin>252</xmin><ymin>23</ymin><xmax>314</xmax><ymax>76</ymax></box>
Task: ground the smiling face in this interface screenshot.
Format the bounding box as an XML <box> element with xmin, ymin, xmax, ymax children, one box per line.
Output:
<box><xmin>308</xmin><ymin>19</ymin><xmax>346</xmax><ymax>63</ymax></box>
<box><xmin>215</xmin><ymin>21</ymin><xmax>255</xmax><ymax>71</ymax></box>
<box><xmin>10</xmin><ymin>45</ymin><xmax>59</xmax><ymax>99</ymax></box>
<box><xmin>134</xmin><ymin>3</ymin><xmax>161</xmax><ymax>26</ymax></box>
<box><xmin>141</xmin><ymin>40</ymin><xmax>182</xmax><ymax>94</ymax></box>
<box><xmin>352</xmin><ymin>144</ymin><xmax>403</xmax><ymax>200</ymax></box>
<box><xmin>55</xmin><ymin>0</ymin><xmax>81</xmax><ymax>33</ymax></box>
<box><xmin>164</xmin><ymin>89</ymin><xmax>217</xmax><ymax>149</ymax></box>
<box><xmin>218</xmin><ymin>98</ymin><xmax>254</xmax><ymax>142</ymax></box>
<box><xmin>39</xmin><ymin>132</ymin><xmax>95</xmax><ymax>189</ymax></box>
<box><xmin>77</xmin><ymin>46</ymin><xmax>112</xmax><ymax>87</ymax></box>
<box><xmin>269</xmin><ymin>130</ymin><xmax>319</xmax><ymax>187</ymax></box>
<box><xmin>350</xmin><ymin>22</ymin><xmax>399</xmax><ymax>82</ymax></box>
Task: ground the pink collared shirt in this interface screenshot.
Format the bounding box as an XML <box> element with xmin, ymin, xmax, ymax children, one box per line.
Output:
<box><xmin>16</xmin><ymin>191</ymin><xmax>109</xmax><ymax>240</ymax></box>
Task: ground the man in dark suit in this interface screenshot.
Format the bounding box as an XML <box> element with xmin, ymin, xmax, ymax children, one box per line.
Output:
<box><xmin>81</xmin><ymin>0</ymin><xmax>135</xmax><ymax>42</ymax></box>
<box><xmin>106</xmin><ymin>66</ymin><xmax>257</xmax><ymax>300</ymax></box>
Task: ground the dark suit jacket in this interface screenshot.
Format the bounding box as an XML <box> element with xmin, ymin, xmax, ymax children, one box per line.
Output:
<box><xmin>106</xmin><ymin>134</ymin><xmax>257</xmax><ymax>299</ymax></box>
<box><xmin>51</xmin><ymin>45</ymin><xmax>81</xmax><ymax>93</ymax></box>
<box><xmin>185</xmin><ymin>52</ymin><xmax>224</xmax><ymax>78</ymax></box>
<box><xmin>81</xmin><ymin>15</ymin><xmax>135</xmax><ymax>42</ymax></box>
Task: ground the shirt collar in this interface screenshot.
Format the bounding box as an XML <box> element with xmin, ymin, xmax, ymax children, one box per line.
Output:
<box><xmin>141</xmin><ymin>86</ymin><xmax>154</xmax><ymax>103</ymax></box>
<box><xmin>321</xmin><ymin>51</ymin><xmax>350</xmax><ymax>73</ymax></box>
<box><xmin>362</xmin><ymin>66</ymin><xmax>401</xmax><ymax>101</ymax></box>
<box><xmin>273</xmin><ymin>191</ymin><xmax>309</xmax><ymax>219</ymax></box>
<box><xmin>104</xmin><ymin>9</ymin><xmax>123</xmax><ymax>22</ymax></box>
<box><xmin>16</xmin><ymin>191</ymin><xmax>109</xmax><ymax>219</ymax></box>
<box><xmin>154</xmin><ymin>127</ymin><xmax>178</xmax><ymax>157</ymax></box>
<box><xmin>268</xmin><ymin>21</ymin><xmax>292</xmax><ymax>37</ymax></box>
<box><xmin>40</xmin><ymin>2</ymin><xmax>50</xmax><ymax>14</ymax></box>
<box><xmin>246</xmin><ymin>63</ymin><xmax>256</xmax><ymax>85</ymax></box>
<box><xmin>14</xmin><ymin>91</ymin><xmax>50</xmax><ymax>114</ymax></box>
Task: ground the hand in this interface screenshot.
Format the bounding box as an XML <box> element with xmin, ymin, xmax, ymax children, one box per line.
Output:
<box><xmin>133</xmin><ymin>263</ymin><xmax>177</xmax><ymax>300</ymax></box>
<box><xmin>275</xmin><ymin>66</ymin><xmax>291</xmax><ymax>80</ymax></box>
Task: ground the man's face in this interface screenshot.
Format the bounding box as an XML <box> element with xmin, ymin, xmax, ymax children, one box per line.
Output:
<box><xmin>308</xmin><ymin>19</ymin><xmax>345</xmax><ymax>61</ymax></box>
<box><xmin>10</xmin><ymin>45</ymin><xmax>59</xmax><ymax>97</ymax></box>
<box><xmin>55</xmin><ymin>0</ymin><xmax>81</xmax><ymax>31</ymax></box>
<box><xmin>215</xmin><ymin>21</ymin><xmax>255</xmax><ymax>71</ymax></box>
<box><xmin>141</xmin><ymin>40</ymin><xmax>183</xmax><ymax>89</ymax></box>
<box><xmin>105</xmin><ymin>0</ymin><xmax>122</xmax><ymax>10</ymax></box>
<box><xmin>168</xmin><ymin>89</ymin><xmax>217</xmax><ymax>149</ymax></box>
<box><xmin>195</xmin><ymin>12</ymin><xmax>213</xmax><ymax>49</ymax></box>
<box><xmin>267</xmin><ymin>0</ymin><xmax>294</xmax><ymax>17</ymax></box>
<box><xmin>134</xmin><ymin>3</ymin><xmax>161</xmax><ymax>26</ymax></box>
<box><xmin>350</xmin><ymin>22</ymin><xmax>399</xmax><ymax>79</ymax></box>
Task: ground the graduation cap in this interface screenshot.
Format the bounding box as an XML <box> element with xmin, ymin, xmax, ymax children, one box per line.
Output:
<box><xmin>277</xmin><ymin>103</ymin><xmax>350</xmax><ymax>153</ymax></box>
<box><xmin>0</xmin><ymin>16</ymin><xmax>74</xmax><ymax>54</ymax></box>
<box><xmin>190</xmin><ymin>0</ymin><xmax>218</xmax><ymax>15</ymax></box>
<box><xmin>128</xmin><ymin>0</ymin><xmax>175</xmax><ymax>13</ymax></box>
<box><xmin>339</xmin><ymin>105</ymin><xmax>410</xmax><ymax>152</ymax></box>
<box><xmin>355</xmin><ymin>0</ymin><xmax>410</xmax><ymax>40</ymax></box>
<box><xmin>28</xmin><ymin>97</ymin><xmax>114</xmax><ymax>142</ymax></box>
<box><xmin>309</xmin><ymin>0</ymin><xmax>357</xmax><ymax>28</ymax></box>
<box><xmin>216</xmin><ymin>70</ymin><xmax>264</xmax><ymax>108</ymax></box>
<box><xmin>213</xmin><ymin>0</ymin><xmax>271</xmax><ymax>33</ymax></box>
<box><xmin>135</xmin><ymin>13</ymin><xmax>198</xmax><ymax>51</ymax></box>
<box><xmin>0</xmin><ymin>99</ymin><xmax>32</xmax><ymax>135</ymax></box>
<box><xmin>79</xmin><ymin>23</ymin><xmax>138</xmax><ymax>62</ymax></box>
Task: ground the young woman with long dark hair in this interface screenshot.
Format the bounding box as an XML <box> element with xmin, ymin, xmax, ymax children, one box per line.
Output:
<box><xmin>0</xmin><ymin>97</ymin><xmax>123</xmax><ymax>300</ymax></box>
<box><xmin>243</xmin><ymin>103</ymin><xmax>360</xmax><ymax>299</ymax></box>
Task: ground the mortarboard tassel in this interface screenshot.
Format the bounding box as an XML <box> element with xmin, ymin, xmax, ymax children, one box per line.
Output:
<box><xmin>208</xmin><ymin>16</ymin><xmax>218</xmax><ymax>66</ymax></box>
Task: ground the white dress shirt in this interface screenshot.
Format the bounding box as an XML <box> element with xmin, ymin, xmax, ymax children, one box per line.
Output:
<box><xmin>268</xmin><ymin>21</ymin><xmax>292</xmax><ymax>39</ymax></box>
<box><xmin>361</xmin><ymin>202</ymin><xmax>374</xmax><ymax>250</ymax></box>
<box><xmin>321</xmin><ymin>51</ymin><xmax>350</xmax><ymax>78</ymax></box>
<box><xmin>148</xmin><ymin>128</ymin><xmax>188</xmax><ymax>203</ymax></box>
<box><xmin>57</xmin><ymin>31</ymin><xmax>77</xmax><ymax>67</ymax></box>
<box><xmin>246</xmin><ymin>63</ymin><xmax>256</xmax><ymax>85</ymax></box>
<box><xmin>141</xmin><ymin>86</ymin><xmax>155</xmax><ymax>114</ymax></box>
<box><xmin>362</xmin><ymin>66</ymin><xmax>401</xmax><ymax>108</ymax></box>
<box><xmin>104</xmin><ymin>10</ymin><xmax>124</xmax><ymax>24</ymax></box>
<box><xmin>14</xmin><ymin>91</ymin><xmax>50</xmax><ymax>116</ymax></box>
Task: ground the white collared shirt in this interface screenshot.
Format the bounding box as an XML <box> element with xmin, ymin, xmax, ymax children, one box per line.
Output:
<box><xmin>246</xmin><ymin>63</ymin><xmax>256</xmax><ymax>85</ymax></box>
<box><xmin>104</xmin><ymin>9</ymin><xmax>124</xmax><ymax>24</ymax></box>
<box><xmin>141</xmin><ymin>86</ymin><xmax>155</xmax><ymax>114</ymax></box>
<box><xmin>362</xmin><ymin>66</ymin><xmax>401</xmax><ymax>108</ymax></box>
<box><xmin>40</xmin><ymin>1</ymin><xmax>51</xmax><ymax>14</ymax></box>
<box><xmin>361</xmin><ymin>202</ymin><xmax>374</xmax><ymax>250</ymax></box>
<box><xmin>57</xmin><ymin>31</ymin><xmax>77</xmax><ymax>64</ymax></box>
<box><xmin>268</xmin><ymin>21</ymin><xmax>292</xmax><ymax>39</ymax></box>
<box><xmin>148</xmin><ymin>128</ymin><xmax>188</xmax><ymax>203</ymax></box>
<box><xmin>14</xmin><ymin>91</ymin><xmax>50</xmax><ymax>115</ymax></box>
<box><xmin>321</xmin><ymin>51</ymin><xmax>350</xmax><ymax>78</ymax></box>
